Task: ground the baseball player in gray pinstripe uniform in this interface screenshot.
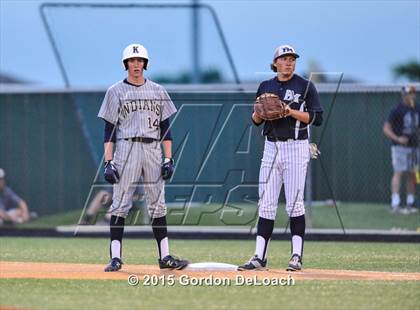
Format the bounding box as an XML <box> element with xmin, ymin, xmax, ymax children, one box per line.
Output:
<box><xmin>98</xmin><ymin>43</ymin><xmax>188</xmax><ymax>272</ymax></box>
<box><xmin>238</xmin><ymin>45</ymin><xmax>323</xmax><ymax>272</ymax></box>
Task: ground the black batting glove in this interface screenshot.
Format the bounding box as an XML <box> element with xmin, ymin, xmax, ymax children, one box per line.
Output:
<box><xmin>104</xmin><ymin>160</ymin><xmax>119</xmax><ymax>184</ymax></box>
<box><xmin>161</xmin><ymin>158</ymin><xmax>174</xmax><ymax>180</ymax></box>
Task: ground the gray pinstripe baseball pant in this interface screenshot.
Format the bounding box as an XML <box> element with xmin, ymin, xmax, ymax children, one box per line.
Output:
<box><xmin>109</xmin><ymin>139</ymin><xmax>166</xmax><ymax>219</ymax></box>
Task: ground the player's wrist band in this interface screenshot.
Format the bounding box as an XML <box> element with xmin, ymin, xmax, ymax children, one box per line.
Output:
<box><xmin>163</xmin><ymin>158</ymin><xmax>173</xmax><ymax>164</ymax></box>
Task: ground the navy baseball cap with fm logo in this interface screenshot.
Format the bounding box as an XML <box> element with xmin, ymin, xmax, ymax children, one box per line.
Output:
<box><xmin>273</xmin><ymin>45</ymin><xmax>300</xmax><ymax>60</ymax></box>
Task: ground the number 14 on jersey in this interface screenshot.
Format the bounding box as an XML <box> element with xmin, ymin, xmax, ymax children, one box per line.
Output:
<box><xmin>148</xmin><ymin>117</ymin><xmax>159</xmax><ymax>130</ymax></box>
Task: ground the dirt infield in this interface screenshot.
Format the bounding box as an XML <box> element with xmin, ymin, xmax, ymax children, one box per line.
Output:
<box><xmin>1</xmin><ymin>261</ymin><xmax>419</xmax><ymax>281</ymax></box>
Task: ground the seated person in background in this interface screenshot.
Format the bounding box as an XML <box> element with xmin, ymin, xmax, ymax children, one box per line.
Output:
<box><xmin>79</xmin><ymin>189</ymin><xmax>113</xmax><ymax>225</ymax></box>
<box><xmin>0</xmin><ymin>168</ymin><xmax>30</xmax><ymax>224</ymax></box>
<box><xmin>79</xmin><ymin>186</ymin><xmax>144</xmax><ymax>225</ymax></box>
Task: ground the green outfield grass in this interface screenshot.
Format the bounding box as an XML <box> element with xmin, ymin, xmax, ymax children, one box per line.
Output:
<box><xmin>1</xmin><ymin>279</ymin><xmax>418</xmax><ymax>310</ymax></box>
<box><xmin>1</xmin><ymin>238</ymin><xmax>419</xmax><ymax>272</ymax></box>
<box><xmin>16</xmin><ymin>202</ymin><xmax>420</xmax><ymax>231</ymax></box>
<box><xmin>0</xmin><ymin>237</ymin><xmax>419</xmax><ymax>309</ymax></box>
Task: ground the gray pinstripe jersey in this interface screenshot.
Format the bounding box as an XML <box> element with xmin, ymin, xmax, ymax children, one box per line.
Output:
<box><xmin>98</xmin><ymin>79</ymin><xmax>177</xmax><ymax>140</ymax></box>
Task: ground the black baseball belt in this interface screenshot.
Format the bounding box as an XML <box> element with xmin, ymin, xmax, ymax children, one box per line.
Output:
<box><xmin>267</xmin><ymin>136</ymin><xmax>306</xmax><ymax>142</ymax></box>
<box><xmin>124</xmin><ymin>137</ymin><xmax>158</xmax><ymax>143</ymax></box>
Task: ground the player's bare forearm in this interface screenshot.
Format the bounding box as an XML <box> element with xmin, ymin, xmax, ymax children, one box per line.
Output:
<box><xmin>383</xmin><ymin>122</ymin><xmax>396</xmax><ymax>141</ymax></box>
<box><xmin>383</xmin><ymin>122</ymin><xmax>408</xmax><ymax>144</ymax></box>
<box><xmin>288</xmin><ymin>109</ymin><xmax>310</xmax><ymax>124</ymax></box>
<box><xmin>0</xmin><ymin>209</ymin><xmax>11</xmax><ymax>221</ymax></box>
<box><xmin>19</xmin><ymin>200</ymin><xmax>29</xmax><ymax>221</ymax></box>
<box><xmin>87</xmin><ymin>190</ymin><xmax>111</xmax><ymax>215</ymax></box>
<box><xmin>104</xmin><ymin>142</ymin><xmax>114</xmax><ymax>161</ymax></box>
<box><xmin>162</xmin><ymin>140</ymin><xmax>172</xmax><ymax>159</ymax></box>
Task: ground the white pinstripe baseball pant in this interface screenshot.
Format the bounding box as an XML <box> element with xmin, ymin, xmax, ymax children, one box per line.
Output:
<box><xmin>109</xmin><ymin>139</ymin><xmax>166</xmax><ymax>219</ymax></box>
<box><xmin>258</xmin><ymin>139</ymin><xmax>310</xmax><ymax>219</ymax></box>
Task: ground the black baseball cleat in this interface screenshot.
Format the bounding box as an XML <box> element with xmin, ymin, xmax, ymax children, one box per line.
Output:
<box><xmin>286</xmin><ymin>254</ymin><xmax>302</xmax><ymax>271</ymax></box>
<box><xmin>237</xmin><ymin>255</ymin><xmax>267</xmax><ymax>271</ymax></box>
<box><xmin>104</xmin><ymin>257</ymin><xmax>123</xmax><ymax>272</ymax></box>
<box><xmin>159</xmin><ymin>255</ymin><xmax>189</xmax><ymax>270</ymax></box>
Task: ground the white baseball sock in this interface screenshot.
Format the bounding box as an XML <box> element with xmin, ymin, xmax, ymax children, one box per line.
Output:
<box><xmin>292</xmin><ymin>235</ymin><xmax>303</xmax><ymax>257</ymax></box>
<box><xmin>407</xmin><ymin>194</ymin><xmax>415</xmax><ymax>206</ymax></box>
<box><xmin>391</xmin><ymin>194</ymin><xmax>400</xmax><ymax>208</ymax></box>
<box><xmin>255</xmin><ymin>235</ymin><xmax>269</xmax><ymax>260</ymax></box>
<box><xmin>111</xmin><ymin>240</ymin><xmax>121</xmax><ymax>259</ymax></box>
<box><xmin>159</xmin><ymin>237</ymin><xmax>169</xmax><ymax>259</ymax></box>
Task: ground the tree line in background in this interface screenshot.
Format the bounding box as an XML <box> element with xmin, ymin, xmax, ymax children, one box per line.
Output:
<box><xmin>152</xmin><ymin>59</ymin><xmax>420</xmax><ymax>84</ymax></box>
<box><xmin>393</xmin><ymin>60</ymin><xmax>420</xmax><ymax>82</ymax></box>
<box><xmin>1</xmin><ymin>60</ymin><xmax>418</xmax><ymax>86</ymax></box>
<box><xmin>305</xmin><ymin>60</ymin><xmax>420</xmax><ymax>84</ymax></box>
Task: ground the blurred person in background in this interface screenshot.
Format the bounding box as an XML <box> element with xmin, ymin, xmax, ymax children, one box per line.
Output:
<box><xmin>79</xmin><ymin>188</ymin><xmax>113</xmax><ymax>225</ymax></box>
<box><xmin>79</xmin><ymin>186</ymin><xmax>144</xmax><ymax>225</ymax></box>
<box><xmin>0</xmin><ymin>168</ymin><xmax>31</xmax><ymax>224</ymax></box>
<box><xmin>383</xmin><ymin>86</ymin><xmax>419</xmax><ymax>214</ymax></box>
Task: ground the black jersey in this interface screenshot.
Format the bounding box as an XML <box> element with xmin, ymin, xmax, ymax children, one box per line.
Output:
<box><xmin>256</xmin><ymin>74</ymin><xmax>323</xmax><ymax>140</ymax></box>
<box><xmin>387</xmin><ymin>101</ymin><xmax>420</xmax><ymax>147</ymax></box>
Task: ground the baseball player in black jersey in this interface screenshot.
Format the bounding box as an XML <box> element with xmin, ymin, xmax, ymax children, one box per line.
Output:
<box><xmin>383</xmin><ymin>86</ymin><xmax>419</xmax><ymax>213</ymax></box>
<box><xmin>238</xmin><ymin>45</ymin><xmax>323</xmax><ymax>271</ymax></box>
<box><xmin>98</xmin><ymin>44</ymin><xmax>188</xmax><ymax>272</ymax></box>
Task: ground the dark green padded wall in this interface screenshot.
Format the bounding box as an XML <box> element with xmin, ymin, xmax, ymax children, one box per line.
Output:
<box><xmin>0</xmin><ymin>89</ymin><xmax>413</xmax><ymax>214</ymax></box>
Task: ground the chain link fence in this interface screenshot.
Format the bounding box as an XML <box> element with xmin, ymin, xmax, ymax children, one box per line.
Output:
<box><xmin>0</xmin><ymin>85</ymin><xmax>419</xmax><ymax>231</ymax></box>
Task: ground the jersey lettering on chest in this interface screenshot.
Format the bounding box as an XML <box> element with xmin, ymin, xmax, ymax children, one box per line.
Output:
<box><xmin>283</xmin><ymin>89</ymin><xmax>302</xmax><ymax>103</ymax></box>
<box><xmin>118</xmin><ymin>99</ymin><xmax>161</xmax><ymax>119</ymax></box>
<box><xmin>402</xmin><ymin>111</ymin><xmax>419</xmax><ymax>133</ymax></box>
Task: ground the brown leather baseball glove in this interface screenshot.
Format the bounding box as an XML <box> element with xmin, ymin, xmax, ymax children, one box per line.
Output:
<box><xmin>254</xmin><ymin>93</ymin><xmax>288</xmax><ymax>120</ymax></box>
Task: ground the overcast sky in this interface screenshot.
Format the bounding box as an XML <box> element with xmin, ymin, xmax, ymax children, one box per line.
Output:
<box><xmin>0</xmin><ymin>0</ymin><xmax>419</xmax><ymax>87</ymax></box>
